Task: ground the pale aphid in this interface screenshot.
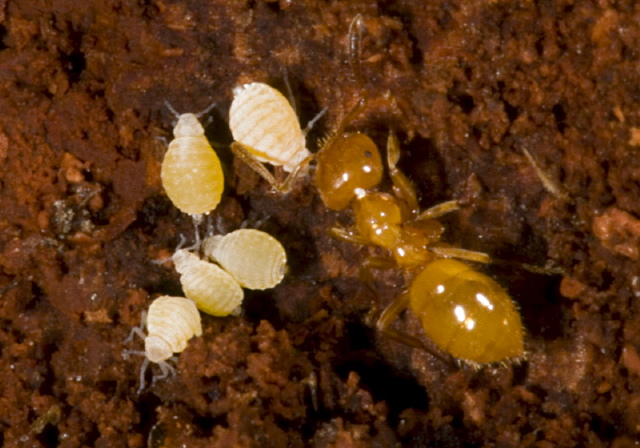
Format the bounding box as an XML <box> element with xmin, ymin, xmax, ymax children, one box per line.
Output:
<box><xmin>173</xmin><ymin>249</ymin><xmax>244</xmax><ymax>317</ymax></box>
<box><xmin>123</xmin><ymin>295</ymin><xmax>202</xmax><ymax>393</ymax></box>
<box><xmin>202</xmin><ymin>228</ymin><xmax>287</xmax><ymax>290</ymax></box>
<box><xmin>161</xmin><ymin>102</ymin><xmax>224</xmax><ymax>216</ymax></box>
<box><xmin>229</xmin><ymin>82</ymin><xmax>326</xmax><ymax>193</ymax></box>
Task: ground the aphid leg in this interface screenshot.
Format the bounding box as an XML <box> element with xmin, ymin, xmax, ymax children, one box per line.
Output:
<box><xmin>152</xmin><ymin>359</ymin><xmax>177</xmax><ymax>387</ymax></box>
<box><xmin>522</xmin><ymin>147</ymin><xmax>570</xmax><ymax>202</ymax></box>
<box><xmin>191</xmin><ymin>215</ymin><xmax>203</xmax><ymax>250</ymax></box>
<box><xmin>136</xmin><ymin>358</ymin><xmax>150</xmax><ymax>395</ymax></box>
<box><xmin>387</xmin><ymin>131</ymin><xmax>419</xmax><ymax>215</ymax></box>
<box><xmin>176</xmin><ymin>232</ymin><xmax>200</xmax><ymax>253</ymax></box>
<box><xmin>215</xmin><ymin>213</ymin><xmax>228</xmax><ymax>235</ymax></box>
<box><xmin>415</xmin><ymin>200</ymin><xmax>460</xmax><ymax>221</ymax></box>
<box><xmin>124</xmin><ymin>311</ymin><xmax>148</xmax><ymax>344</ymax></box>
<box><xmin>376</xmin><ymin>293</ymin><xmax>450</xmax><ymax>363</ymax></box>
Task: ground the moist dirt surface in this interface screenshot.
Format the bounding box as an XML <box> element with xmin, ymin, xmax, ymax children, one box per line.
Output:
<box><xmin>1</xmin><ymin>1</ymin><xmax>640</xmax><ymax>447</ymax></box>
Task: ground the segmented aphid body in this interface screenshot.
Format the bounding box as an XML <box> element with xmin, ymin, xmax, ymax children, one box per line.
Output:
<box><xmin>145</xmin><ymin>295</ymin><xmax>203</xmax><ymax>363</ymax></box>
<box><xmin>202</xmin><ymin>228</ymin><xmax>287</xmax><ymax>290</ymax></box>
<box><xmin>161</xmin><ymin>113</ymin><xmax>224</xmax><ymax>215</ymax></box>
<box><xmin>173</xmin><ymin>249</ymin><xmax>244</xmax><ymax>317</ymax></box>
<box><xmin>229</xmin><ymin>82</ymin><xmax>309</xmax><ymax>173</ymax></box>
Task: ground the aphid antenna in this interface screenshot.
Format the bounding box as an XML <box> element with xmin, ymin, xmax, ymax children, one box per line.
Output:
<box><xmin>194</xmin><ymin>101</ymin><xmax>218</xmax><ymax>119</ymax></box>
<box><xmin>303</xmin><ymin>106</ymin><xmax>329</xmax><ymax>137</ymax></box>
<box><xmin>283</xmin><ymin>69</ymin><xmax>297</xmax><ymax>115</ymax></box>
<box><xmin>155</xmin><ymin>135</ymin><xmax>169</xmax><ymax>148</ymax></box>
<box><xmin>282</xmin><ymin>69</ymin><xmax>328</xmax><ymax>137</ymax></box>
<box><xmin>164</xmin><ymin>100</ymin><xmax>181</xmax><ymax>122</ymax></box>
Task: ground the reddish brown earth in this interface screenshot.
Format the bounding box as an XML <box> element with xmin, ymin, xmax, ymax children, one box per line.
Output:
<box><xmin>1</xmin><ymin>1</ymin><xmax>640</xmax><ymax>446</ymax></box>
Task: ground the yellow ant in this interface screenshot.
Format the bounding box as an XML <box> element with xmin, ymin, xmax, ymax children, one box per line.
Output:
<box><xmin>313</xmin><ymin>14</ymin><xmax>524</xmax><ymax>364</ymax></box>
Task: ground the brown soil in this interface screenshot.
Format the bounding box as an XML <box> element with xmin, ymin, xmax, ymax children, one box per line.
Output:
<box><xmin>1</xmin><ymin>1</ymin><xmax>639</xmax><ymax>447</ymax></box>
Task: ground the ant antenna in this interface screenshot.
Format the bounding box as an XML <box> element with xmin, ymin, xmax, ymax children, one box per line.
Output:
<box><xmin>349</xmin><ymin>14</ymin><xmax>365</xmax><ymax>87</ymax></box>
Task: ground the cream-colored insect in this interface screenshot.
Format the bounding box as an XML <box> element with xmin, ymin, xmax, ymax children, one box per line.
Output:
<box><xmin>229</xmin><ymin>82</ymin><xmax>326</xmax><ymax>192</ymax></box>
<box><xmin>173</xmin><ymin>248</ymin><xmax>245</xmax><ymax>317</ymax></box>
<box><xmin>161</xmin><ymin>102</ymin><xmax>224</xmax><ymax>216</ymax></box>
<box><xmin>123</xmin><ymin>295</ymin><xmax>202</xmax><ymax>393</ymax></box>
<box><xmin>202</xmin><ymin>228</ymin><xmax>287</xmax><ymax>290</ymax></box>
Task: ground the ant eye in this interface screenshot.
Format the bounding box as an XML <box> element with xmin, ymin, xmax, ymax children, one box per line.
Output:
<box><xmin>316</xmin><ymin>133</ymin><xmax>383</xmax><ymax>210</ymax></box>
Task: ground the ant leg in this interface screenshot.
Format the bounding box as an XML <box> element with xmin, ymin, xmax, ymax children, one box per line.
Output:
<box><xmin>415</xmin><ymin>200</ymin><xmax>460</xmax><ymax>221</ymax></box>
<box><xmin>358</xmin><ymin>256</ymin><xmax>396</xmax><ymax>289</ymax></box>
<box><xmin>328</xmin><ymin>226</ymin><xmax>370</xmax><ymax>245</ymax></box>
<box><xmin>230</xmin><ymin>142</ymin><xmax>282</xmax><ymax>191</ymax></box>
<box><xmin>376</xmin><ymin>292</ymin><xmax>424</xmax><ymax>350</ymax></box>
<box><xmin>433</xmin><ymin>241</ymin><xmax>564</xmax><ymax>275</ymax></box>
<box><xmin>387</xmin><ymin>132</ymin><xmax>419</xmax><ymax>215</ymax></box>
<box><xmin>377</xmin><ymin>292</ymin><xmax>452</xmax><ymax>364</ymax></box>
<box><xmin>277</xmin><ymin>153</ymin><xmax>315</xmax><ymax>193</ymax></box>
<box><xmin>430</xmin><ymin>246</ymin><xmax>492</xmax><ymax>264</ymax></box>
